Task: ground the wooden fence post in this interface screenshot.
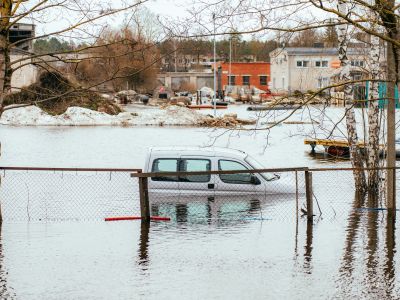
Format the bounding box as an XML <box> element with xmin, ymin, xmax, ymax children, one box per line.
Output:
<box><xmin>139</xmin><ymin>176</ymin><xmax>150</xmax><ymax>222</ymax></box>
<box><xmin>305</xmin><ymin>170</ymin><xmax>313</xmax><ymax>221</ymax></box>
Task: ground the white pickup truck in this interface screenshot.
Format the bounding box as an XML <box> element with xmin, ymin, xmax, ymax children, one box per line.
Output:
<box><xmin>144</xmin><ymin>146</ymin><xmax>296</xmax><ymax>197</ymax></box>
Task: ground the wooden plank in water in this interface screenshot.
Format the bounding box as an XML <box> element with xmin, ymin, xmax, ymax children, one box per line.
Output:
<box><xmin>188</xmin><ymin>105</ymin><xmax>228</xmax><ymax>109</ymax></box>
<box><xmin>304</xmin><ymin>139</ymin><xmax>384</xmax><ymax>149</ymax></box>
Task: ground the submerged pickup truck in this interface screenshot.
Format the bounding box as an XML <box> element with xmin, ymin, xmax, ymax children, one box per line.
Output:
<box><xmin>144</xmin><ymin>146</ymin><xmax>296</xmax><ymax>197</ymax></box>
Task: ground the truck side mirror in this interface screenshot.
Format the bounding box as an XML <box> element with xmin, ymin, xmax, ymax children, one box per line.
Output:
<box><xmin>250</xmin><ymin>175</ymin><xmax>261</xmax><ymax>185</ymax></box>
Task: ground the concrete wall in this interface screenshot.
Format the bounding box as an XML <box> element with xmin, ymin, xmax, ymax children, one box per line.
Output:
<box><xmin>158</xmin><ymin>72</ymin><xmax>213</xmax><ymax>91</ymax></box>
<box><xmin>286</xmin><ymin>55</ymin><xmax>336</xmax><ymax>93</ymax></box>
<box><xmin>196</xmin><ymin>76</ymin><xmax>213</xmax><ymax>89</ymax></box>
<box><xmin>270</xmin><ymin>50</ymin><xmax>290</xmax><ymax>93</ymax></box>
<box><xmin>10</xmin><ymin>54</ymin><xmax>38</xmax><ymax>91</ymax></box>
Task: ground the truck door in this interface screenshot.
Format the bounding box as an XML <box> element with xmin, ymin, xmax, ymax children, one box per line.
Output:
<box><xmin>178</xmin><ymin>157</ymin><xmax>215</xmax><ymax>198</ymax></box>
<box><xmin>214</xmin><ymin>159</ymin><xmax>264</xmax><ymax>197</ymax></box>
<box><xmin>149</xmin><ymin>158</ymin><xmax>180</xmax><ymax>195</ymax></box>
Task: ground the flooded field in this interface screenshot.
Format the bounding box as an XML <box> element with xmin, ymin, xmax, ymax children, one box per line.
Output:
<box><xmin>0</xmin><ymin>105</ymin><xmax>399</xmax><ymax>299</ymax></box>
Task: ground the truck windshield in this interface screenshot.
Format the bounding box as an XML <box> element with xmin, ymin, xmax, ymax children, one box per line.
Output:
<box><xmin>244</xmin><ymin>155</ymin><xmax>279</xmax><ymax>181</ymax></box>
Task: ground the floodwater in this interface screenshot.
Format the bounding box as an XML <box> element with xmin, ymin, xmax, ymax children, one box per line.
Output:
<box><xmin>0</xmin><ymin>105</ymin><xmax>399</xmax><ymax>299</ymax></box>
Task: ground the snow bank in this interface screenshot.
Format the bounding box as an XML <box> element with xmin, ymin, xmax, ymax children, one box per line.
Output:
<box><xmin>0</xmin><ymin>105</ymin><xmax>208</xmax><ymax>126</ymax></box>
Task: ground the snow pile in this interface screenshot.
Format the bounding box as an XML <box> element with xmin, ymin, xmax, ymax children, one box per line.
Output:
<box><xmin>0</xmin><ymin>105</ymin><xmax>208</xmax><ymax>126</ymax></box>
<box><xmin>133</xmin><ymin>105</ymin><xmax>207</xmax><ymax>126</ymax></box>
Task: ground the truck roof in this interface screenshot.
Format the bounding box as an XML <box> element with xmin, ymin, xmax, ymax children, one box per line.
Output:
<box><xmin>149</xmin><ymin>146</ymin><xmax>248</xmax><ymax>160</ymax></box>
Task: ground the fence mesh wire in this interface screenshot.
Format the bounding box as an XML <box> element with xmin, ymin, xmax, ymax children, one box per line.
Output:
<box><xmin>0</xmin><ymin>170</ymin><xmax>140</xmax><ymax>221</ymax></box>
<box><xmin>147</xmin><ymin>170</ymin><xmax>306</xmax><ymax>223</ymax></box>
<box><xmin>0</xmin><ymin>168</ymin><xmax>399</xmax><ymax>222</ymax></box>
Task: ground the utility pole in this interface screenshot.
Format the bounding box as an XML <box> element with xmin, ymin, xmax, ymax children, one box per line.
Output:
<box><xmin>213</xmin><ymin>13</ymin><xmax>217</xmax><ymax>116</ymax></box>
<box><xmin>386</xmin><ymin>42</ymin><xmax>396</xmax><ymax>215</ymax></box>
<box><xmin>229</xmin><ymin>35</ymin><xmax>232</xmax><ymax>87</ymax></box>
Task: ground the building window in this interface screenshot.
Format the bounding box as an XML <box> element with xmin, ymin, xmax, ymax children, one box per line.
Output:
<box><xmin>282</xmin><ymin>77</ymin><xmax>285</xmax><ymax>88</ymax></box>
<box><xmin>350</xmin><ymin>60</ymin><xmax>364</xmax><ymax>67</ymax></box>
<box><xmin>273</xmin><ymin>78</ymin><xmax>276</xmax><ymax>89</ymax></box>
<box><xmin>296</xmin><ymin>60</ymin><xmax>310</xmax><ymax>67</ymax></box>
<box><xmin>352</xmin><ymin>72</ymin><xmax>362</xmax><ymax>81</ymax></box>
<box><xmin>260</xmin><ymin>76</ymin><xmax>267</xmax><ymax>85</ymax></box>
<box><xmin>242</xmin><ymin>76</ymin><xmax>250</xmax><ymax>86</ymax></box>
<box><xmin>192</xmin><ymin>58</ymin><xmax>196</xmax><ymax>62</ymax></box>
<box><xmin>317</xmin><ymin>77</ymin><xmax>329</xmax><ymax>88</ymax></box>
<box><xmin>315</xmin><ymin>60</ymin><xmax>328</xmax><ymax>67</ymax></box>
<box><xmin>228</xmin><ymin>75</ymin><xmax>235</xmax><ymax>85</ymax></box>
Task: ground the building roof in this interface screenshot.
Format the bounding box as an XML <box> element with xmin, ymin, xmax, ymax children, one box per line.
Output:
<box><xmin>271</xmin><ymin>47</ymin><xmax>368</xmax><ymax>56</ymax></box>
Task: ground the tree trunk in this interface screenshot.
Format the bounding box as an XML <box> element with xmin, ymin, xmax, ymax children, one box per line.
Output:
<box><xmin>0</xmin><ymin>0</ymin><xmax>12</xmax><ymax>112</ymax></box>
<box><xmin>376</xmin><ymin>0</ymin><xmax>399</xmax><ymax>212</ymax></box>
<box><xmin>366</xmin><ymin>34</ymin><xmax>381</xmax><ymax>197</ymax></box>
<box><xmin>337</xmin><ymin>0</ymin><xmax>366</xmax><ymax>194</ymax></box>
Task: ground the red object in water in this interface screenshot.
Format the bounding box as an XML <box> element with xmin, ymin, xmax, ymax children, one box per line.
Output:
<box><xmin>105</xmin><ymin>216</ymin><xmax>170</xmax><ymax>222</ymax></box>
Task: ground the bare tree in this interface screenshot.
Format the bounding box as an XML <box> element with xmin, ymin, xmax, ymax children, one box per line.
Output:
<box><xmin>177</xmin><ymin>0</ymin><xmax>400</xmax><ymax>202</ymax></box>
<box><xmin>0</xmin><ymin>0</ymin><xmax>158</xmax><ymax>114</ymax></box>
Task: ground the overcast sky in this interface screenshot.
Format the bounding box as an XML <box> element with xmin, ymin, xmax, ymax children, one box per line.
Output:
<box><xmin>146</xmin><ymin>0</ymin><xmax>188</xmax><ymax>17</ymax></box>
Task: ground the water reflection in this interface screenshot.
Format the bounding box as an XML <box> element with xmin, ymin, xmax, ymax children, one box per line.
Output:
<box><xmin>335</xmin><ymin>193</ymin><xmax>398</xmax><ymax>299</ymax></box>
<box><xmin>137</xmin><ymin>221</ymin><xmax>150</xmax><ymax>269</ymax></box>
<box><xmin>150</xmin><ymin>196</ymin><xmax>267</xmax><ymax>225</ymax></box>
<box><xmin>303</xmin><ymin>220</ymin><xmax>313</xmax><ymax>274</ymax></box>
<box><xmin>176</xmin><ymin>204</ymin><xmax>188</xmax><ymax>223</ymax></box>
<box><xmin>384</xmin><ymin>216</ymin><xmax>396</xmax><ymax>298</ymax></box>
<box><xmin>365</xmin><ymin>207</ymin><xmax>379</xmax><ymax>297</ymax></box>
<box><xmin>0</xmin><ymin>224</ymin><xmax>15</xmax><ymax>299</ymax></box>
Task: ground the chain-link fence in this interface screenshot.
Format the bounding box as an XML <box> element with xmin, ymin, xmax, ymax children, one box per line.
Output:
<box><xmin>144</xmin><ymin>169</ymin><xmax>307</xmax><ymax>223</ymax></box>
<box><xmin>0</xmin><ymin>168</ymin><xmax>141</xmax><ymax>221</ymax></box>
<box><xmin>0</xmin><ymin>167</ymin><xmax>399</xmax><ymax>222</ymax></box>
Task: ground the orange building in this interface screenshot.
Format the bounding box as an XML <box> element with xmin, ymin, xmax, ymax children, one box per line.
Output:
<box><xmin>217</xmin><ymin>62</ymin><xmax>271</xmax><ymax>92</ymax></box>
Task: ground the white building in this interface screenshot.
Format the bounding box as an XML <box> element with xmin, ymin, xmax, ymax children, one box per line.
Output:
<box><xmin>10</xmin><ymin>51</ymin><xmax>38</xmax><ymax>90</ymax></box>
<box><xmin>269</xmin><ymin>47</ymin><xmax>371</xmax><ymax>94</ymax></box>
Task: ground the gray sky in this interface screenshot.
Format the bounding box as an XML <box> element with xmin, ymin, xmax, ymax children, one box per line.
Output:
<box><xmin>146</xmin><ymin>0</ymin><xmax>188</xmax><ymax>17</ymax></box>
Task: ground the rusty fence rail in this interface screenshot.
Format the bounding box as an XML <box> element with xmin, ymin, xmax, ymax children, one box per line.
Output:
<box><xmin>0</xmin><ymin>166</ymin><xmax>398</xmax><ymax>222</ymax></box>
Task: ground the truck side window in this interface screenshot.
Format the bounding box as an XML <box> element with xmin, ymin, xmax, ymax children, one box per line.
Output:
<box><xmin>151</xmin><ymin>159</ymin><xmax>179</xmax><ymax>181</ymax></box>
<box><xmin>218</xmin><ymin>160</ymin><xmax>252</xmax><ymax>184</ymax></box>
<box><xmin>179</xmin><ymin>159</ymin><xmax>211</xmax><ymax>182</ymax></box>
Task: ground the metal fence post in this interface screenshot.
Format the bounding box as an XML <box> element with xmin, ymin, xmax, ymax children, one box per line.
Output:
<box><xmin>139</xmin><ymin>176</ymin><xmax>150</xmax><ymax>222</ymax></box>
<box><xmin>305</xmin><ymin>170</ymin><xmax>313</xmax><ymax>221</ymax></box>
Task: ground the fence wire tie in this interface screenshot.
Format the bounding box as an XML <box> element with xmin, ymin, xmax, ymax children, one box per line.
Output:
<box><xmin>109</xmin><ymin>172</ymin><xmax>112</xmax><ymax>181</ymax></box>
